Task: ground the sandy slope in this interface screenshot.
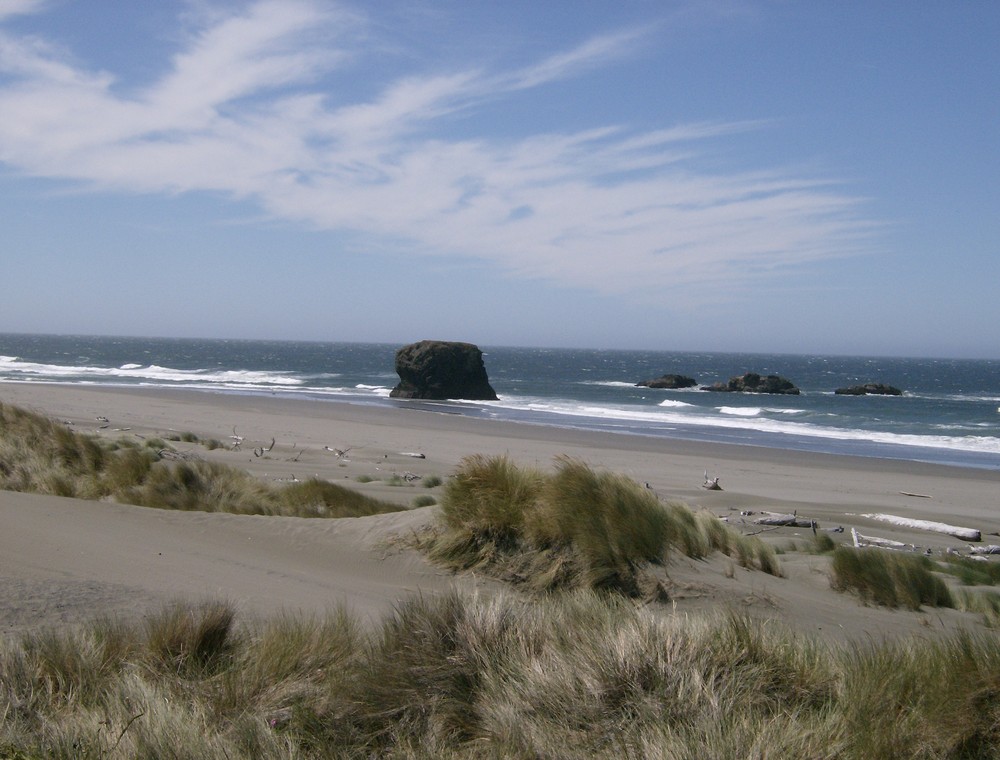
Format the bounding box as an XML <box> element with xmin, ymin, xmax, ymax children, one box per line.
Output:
<box><xmin>3</xmin><ymin>382</ymin><xmax>1000</xmax><ymax>642</ymax></box>
<box><xmin>0</xmin><ymin>491</ymin><xmax>478</xmax><ymax>637</ymax></box>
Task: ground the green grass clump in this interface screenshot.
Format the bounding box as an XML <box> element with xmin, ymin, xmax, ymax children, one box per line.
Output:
<box><xmin>951</xmin><ymin>588</ymin><xmax>1000</xmax><ymax>627</ymax></box>
<box><xmin>831</xmin><ymin>546</ymin><xmax>954</xmax><ymax>610</ymax></box>
<box><xmin>940</xmin><ymin>555</ymin><xmax>1000</xmax><ymax>586</ymax></box>
<box><xmin>812</xmin><ymin>532</ymin><xmax>837</xmax><ymax>553</ymax></box>
<box><xmin>440</xmin><ymin>453</ymin><xmax>544</xmax><ymax>539</ymax></box>
<box><xmin>0</xmin><ymin>402</ymin><xmax>402</xmax><ymax>519</ymax></box>
<box><xmin>422</xmin><ymin>474</ymin><xmax>443</xmax><ymax>488</ymax></box>
<box><xmin>279</xmin><ymin>478</ymin><xmax>401</xmax><ymax>518</ymax></box>
<box><xmin>6</xmin><ymin>591</ymin><xmax>1000</xmax><ymax>759</ymax></box>
<box><xmin>423</xmin><ymin>454</ymin><xmax>778</xmax><ymax>596</ymax></box>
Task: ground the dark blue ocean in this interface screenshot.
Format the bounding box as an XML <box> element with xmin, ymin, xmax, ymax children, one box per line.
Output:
<box><xmin>2</xmin><ymin>334</ymin><xmax>999</xmax><ymax>470</ymax></box>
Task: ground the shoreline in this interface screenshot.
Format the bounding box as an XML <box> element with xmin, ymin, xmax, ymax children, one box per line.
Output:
<box><xmin>4</xmin><ymin>381</ymin><xmax>1000</xmax><ymax>643</ymax></box>
<box><xmin>4</xmin><ymin>380</ymin><xmax>997</xmax><ymax>478</ymax></box>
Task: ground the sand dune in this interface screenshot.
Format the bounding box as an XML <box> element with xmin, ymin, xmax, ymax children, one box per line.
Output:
<box><xmin>3</xmin><ymin>382</ymin><xmax>1000</xmax><ymax>642</ymax></box>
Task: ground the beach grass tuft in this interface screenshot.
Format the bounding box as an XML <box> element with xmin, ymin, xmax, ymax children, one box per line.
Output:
<box><xmin>421</xmin><ymin>454</ymin><xmax>779</xmax><ymax>596</ymax></box>
<box><xmin>830</xmin><ymin>546</ymin><xmax>954</xmax><ymax>610</ymax></box>
<box><xmin>5</xmin><ymin>591</ymin><xmax>1000</xmax><ymax>758</ymax></box>
<box><xmin>0</xmin><ymin>401</ymin><xmax>402</xmax><ymax>518</ymax></box>
<box><xmin>940</xmin><ymin>555</ymin><xmax>1000</xmax><ymax>586</ymax></box>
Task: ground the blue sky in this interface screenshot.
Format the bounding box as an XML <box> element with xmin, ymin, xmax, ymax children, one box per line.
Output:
<box><xmin>0</xmin><ymin>1</ymin><xmax>997</xmax><ymax>358</ymax></box>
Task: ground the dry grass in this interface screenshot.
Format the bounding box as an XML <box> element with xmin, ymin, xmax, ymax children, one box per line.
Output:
<box><xmin>4</xmin><ymin>591</ymin><xmax>1000</xmax><ymax>759</ymax></box>
<box><xmin>0</xmin><ymin>401</ymin><xmax>402</xmax><ymax>518</ymax></box>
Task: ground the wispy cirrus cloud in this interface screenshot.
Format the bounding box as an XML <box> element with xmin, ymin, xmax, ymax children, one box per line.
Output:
<box><xmin>0</xmin><ymin>0</ymin><xmax>47</xmax><ymax>22</ymax></box>
<box><xmin>0</xmin><ymin>0</ymin><xmax>872</xmax><ymax>297</ymax></box>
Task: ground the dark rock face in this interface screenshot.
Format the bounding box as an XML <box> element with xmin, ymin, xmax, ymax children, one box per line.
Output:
<box><xmin>703</xmin><ymin>372</ymin><xmax>800</xmax><ymax>395</ymax></box>
<box><xmin>636</xmin><ymin>374</ymin><xmax>698</xmax><ymax>390</ymax></box>
<box><xmin>389</xmin><ymin>341</ymin><xmax>498</xmax><ymax>400</ymax></box>
<box><xmin>835</xmin><ymin>383</ymin><xmax>903</xmax><ymax>396</ymax></box>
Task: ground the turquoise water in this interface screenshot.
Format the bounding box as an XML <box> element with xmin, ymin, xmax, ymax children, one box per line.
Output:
<box><xmin>2</xmin><ymin>333</ymin><xmax>999</xmax><ymax>469</ymax></box>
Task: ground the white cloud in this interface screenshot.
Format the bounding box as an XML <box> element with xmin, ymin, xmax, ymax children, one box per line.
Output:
<box><xmin>0</xmin><ymin>0</ymin><xmax>872</xmax><ymax>299</ymax></box>
<box><xmin>0</xmin><ymin>0</ymin><xmax>47</xmax><ymax>22</ymax></box>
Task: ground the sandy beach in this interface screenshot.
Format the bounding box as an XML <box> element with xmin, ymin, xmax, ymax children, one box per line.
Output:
<box><xmin>3</xmin><ymin>381</ymin><xmax>1000</xmax><ymax>643</ymax></box>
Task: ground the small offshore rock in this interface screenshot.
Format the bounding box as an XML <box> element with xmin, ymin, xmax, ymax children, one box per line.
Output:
<box><xmin>703</xmin><ymin>372</ymin><xmax>800</xmax><ymax>395</ymax></box>
<box><xmin>636</xmin><ymin>374</ymin><xmax>698</xmax><ymax>389</ymax></box>
<box><xmin>834</xmin><ymin>383</ymin><xmax>903</xmax><ymax>396</ymax></box>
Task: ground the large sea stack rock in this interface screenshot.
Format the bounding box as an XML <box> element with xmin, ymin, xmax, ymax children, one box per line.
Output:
<box><xmin>835</xmin><ymin>383</ymin><xmax>903</xmax><ymax>396</ymax></box>
<box><xmin>703</xmin><ymin>372</ymin><xmax>800</xmax><ymax>395</ymax></box>
<box><xmin>636</xmin><ymin>374</ymin><xmax>698</xmax><ymax>390</ymax></box>
<box><xmin>390</xmin><ymin>340</ymin><xmax>498</xmax><ymax>400</ymax></box>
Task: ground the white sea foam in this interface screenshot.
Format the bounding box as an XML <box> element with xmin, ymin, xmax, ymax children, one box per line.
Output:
<box><xmin>0</xmin><ymin>356</ymin><xmax>303</xmax><ymax>386</ymax></box>
<box><xmin>491</xmin><ymin>395</ymin><xmax>1000</xmax><ymax>455</ymax></box>
<box><xmin>354</xmin><ymin>384</ymin><xmax>392</xmax><ymax>397</ymax></box>
<box><xmin>658</xmin><ymin>399</ymin><xmax>694</xmax><ymax>408</ymax></box>
<box><xmin>718</xmin><ymin>407</ymin><xmax>761</xmax><ymax>417</ymax></box>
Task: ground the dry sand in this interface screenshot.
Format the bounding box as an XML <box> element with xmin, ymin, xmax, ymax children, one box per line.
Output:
<box><xmin>3</xmin><ymin>382</ymin><xmax>1000</xmax><ymax>643</ymax></box>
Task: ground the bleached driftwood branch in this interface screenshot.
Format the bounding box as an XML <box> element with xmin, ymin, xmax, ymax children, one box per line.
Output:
<box><xmin>254</xmin><ymin>438</ymin><xmax>276</xmax><ymax>457</ymax></box>
<box><xmin>851</xmin><ymin>527</ymin><xmax>911</xmax><ymax>551</ymax></box>
<box><xmin>860</xmin><ymin>513</ymin><xmax>981</xmax><ymax>542</ymax></box>
<box><xmin>702</xmin><ymin>471</ymin><xmax>722</xmax><ymax>490</ymax></box>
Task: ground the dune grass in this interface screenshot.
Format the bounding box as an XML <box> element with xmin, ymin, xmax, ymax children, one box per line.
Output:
<box><xmin>830</xmin><ymin>546</ymin><xmax>954</xmax><ymax>610</ymax></box>
<box><xmin>940</xmin><ymin>554</ymin><xmax>1000</xmax><ymax>586</ymax></box>
<box><xmin>5</xmin><ymin>591</ymin><xmax>1000</xmax><ymax>759</ymax></box>
<box><xmin>420</xmin><ymin>454</ymin><xmax>779</xmax><ymax>597</ymax></box>
<box><xmin>0</xmin><ymin>401</ymin><xmax>401</xmax><ymax>518</ymax></box>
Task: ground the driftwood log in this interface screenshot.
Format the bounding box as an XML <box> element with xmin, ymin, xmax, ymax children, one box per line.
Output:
<box><xmin>753</xmin><ymin>511</ymin><xmax>817</xmax><ymax>529</ymax></box>
<box><xmin>860</xmin><ymin>513</ymin><xmax>981</xmax><ymax>542</ymax></box>
<box><xmin>970</xmin><ymin>545</ymin><xmax>1000</xmax><ymax>556</ymax></box>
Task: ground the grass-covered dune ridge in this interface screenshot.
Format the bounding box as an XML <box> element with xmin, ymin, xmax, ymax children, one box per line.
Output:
<box><xmin>4</xmin><ymin>591</ymin><xmax>1000</xmax><ymax>759</ymax></box>
<box><xmin>0</xmin><ymin>401</ymin><xmax>401</xmax><ymax>518</ymax></box>
<box><xmin>830</xmin><ymin>544</ymin><xmax>1000</xmax><ymax>625</ymax></box>
<box><xmin>419</xmin><ymin>453</ymin><xmax>780</xmax><ymax>596</ymax></box>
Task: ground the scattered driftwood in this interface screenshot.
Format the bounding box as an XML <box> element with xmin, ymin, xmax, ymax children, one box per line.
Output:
<box><xmin>753</xmin><ymin>511</ymin><xmax>816</xmax><ymax>529</ymax></box>
<box><xmin>851</xmin><ymin>527</ymin><xmax>911</xmax><ymax>551</ymax></box>
<box><xmin>400</xmin><ymin>452</ymin><xmax>426</xmax><ymax>459</ymax></box>
<box><xmin>230</xmin><ymin>427</ymin><xmax>244</xmax><ymax>451</ymax></box>
<box><xmin>860</xmin><ymin>513</ymin><xmax>981</xmax><ymax>542</ymax></box>
<box><xmin>324</xmin><ymin>446</ymin><xmax>351</xmax><ymax>459</ymax></box>
<box><xmin>402</xmin><ymin>472</ymin><xmax>421</xmax><ymax>482</ymax></box>
<box><xmin>254</xmin><ymin>438</ymin><xmax>276</xmax><ymax>457</ymax></box>
<box><xmin>899</xmin><ymin>491</ymin><xmax>932</xmax><ymax>499</ymax></box>
<box><xmin>702</xmin><ymin>471</ymin><xmax>722</xmax><ymax>490</ymax></box>
<box><xmin>970</xmin><ymin>545</ymin><xmax>1000</xmax><ymax>556</ymax></box>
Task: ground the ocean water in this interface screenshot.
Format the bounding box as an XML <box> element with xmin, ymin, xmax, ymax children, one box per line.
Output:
<box><xmin>2</xmin><ymin>333</ymin><xmax>999</xmax><ymax>470</ymax></box>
